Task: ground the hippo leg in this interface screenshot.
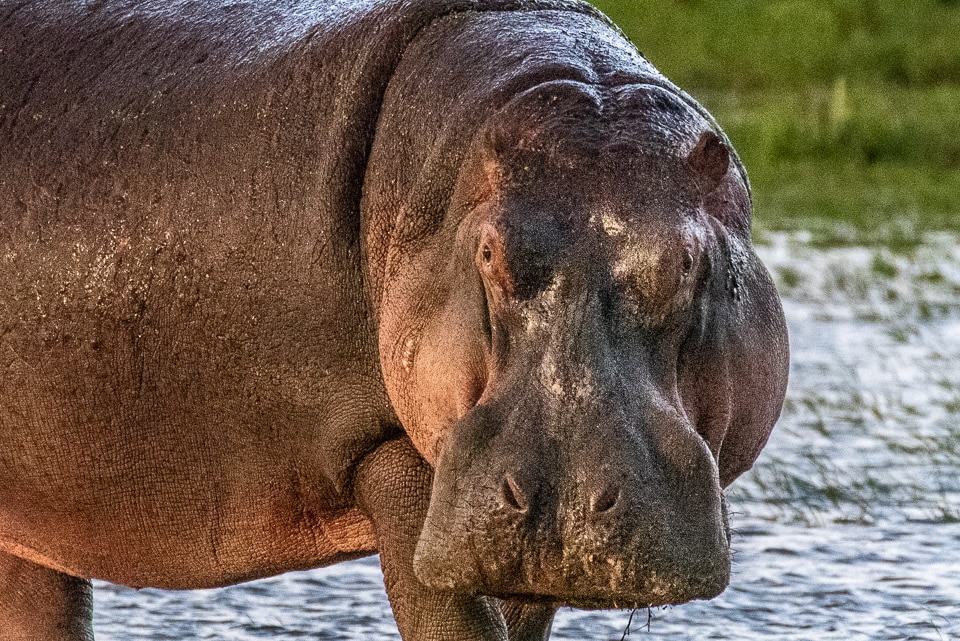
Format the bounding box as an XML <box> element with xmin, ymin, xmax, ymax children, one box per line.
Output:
<box><xmin>0</xmin><ymin>551</ymin><xmax>94</xmax><ymax>640</ymax></box>
<box><xmin>355</xmin><ymin>437</ymin><xmax>508</xmax><ymax>641</ymax></box>
<box><xmin>499</xmin><ymin>601</ymin><xmax>556</xmax><ymax>641</ymax></box>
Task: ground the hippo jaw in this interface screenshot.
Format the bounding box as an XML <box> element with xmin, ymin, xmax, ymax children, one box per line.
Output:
<box><xmin>413</xmin><ymin>504</ymin><xmax>731</xmax><ymax>611</ymax></box>
<box><xmin>410</xmin><ymin>388</ymin><xmax>732</xmax><ymax>609</ymax></box>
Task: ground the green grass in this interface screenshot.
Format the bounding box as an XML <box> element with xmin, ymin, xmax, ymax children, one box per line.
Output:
<box><xmin>587</xmin><ymin>0</ymin><xmax>960</xmax><ymax>243</ymax></box>
<box><xmin>707</xmin><ymin>83</ymin><xmax>960</xmax><ymax>241</ymax></box>
<box><xmin>589</xmin><ymin>0</ymin><xmax>960</xmax><ymax>90</ymax></box>
<box><xmin>747</xmin><ymin>159</ymin><xmax>960</xmax><ymax>246</ymax></box>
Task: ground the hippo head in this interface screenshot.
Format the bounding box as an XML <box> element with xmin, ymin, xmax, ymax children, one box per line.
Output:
<box><xmin>376</xmin><ymin>80</ymin><xmax>788</xmax><ymax>609</ymax></box>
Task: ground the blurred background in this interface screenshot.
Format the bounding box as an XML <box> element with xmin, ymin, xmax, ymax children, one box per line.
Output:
<box><xmin>94</xmin><ymin>2</ymin><xmax>960</xmax><ymax>639</ymax></box>
<box><xmin>591</xmin><ymin>0</ymin><xmax>960</xmax><ymax>243</ymax></box>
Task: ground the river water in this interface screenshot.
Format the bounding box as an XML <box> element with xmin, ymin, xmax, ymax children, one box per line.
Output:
<box><xmin>93</xmin><ymin>233</ymin><xmax>960</xmax><ymax>640</ymax></box>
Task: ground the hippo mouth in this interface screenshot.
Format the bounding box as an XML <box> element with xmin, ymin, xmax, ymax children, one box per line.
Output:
<box><xmin>477</xmin><ymin>590</ymin><xmax>663</xmax><ymax>612</ymax></box>
<box><xmin>483</xmin><ymin>560</ymin><xmax>729</xmax><ymax>610</ymax></box>
<box><xmin>465</xmin><ymin>569</ymin><xmax>729</xmax><ymax>611</ymax></box>
<box><xmin>414</xmin><ymin>499</ymin><xmax>732</xmax><ymax>612</ymax></box>
<box><xmin>414</xmin><ymin>420</ymin><xmax>733</xmax><ymax>611</ymax></box>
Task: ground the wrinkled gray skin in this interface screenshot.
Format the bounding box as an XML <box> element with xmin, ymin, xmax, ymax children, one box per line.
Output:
<box><xmin>0</xmin><ymin>1</ymin><xmax>789</xmax><ymax>639</ymax></box>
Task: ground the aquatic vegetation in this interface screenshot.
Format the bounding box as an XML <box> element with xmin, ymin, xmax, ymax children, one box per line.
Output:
<box><xmin>757</xmin><ymin>232</ymin><xmax>960</xmax><ymax>323</ymax></box>
<box><xmin>725</xmin><ymin>235</ymin><xmax>960</xmax><ymax>527</ymax></box>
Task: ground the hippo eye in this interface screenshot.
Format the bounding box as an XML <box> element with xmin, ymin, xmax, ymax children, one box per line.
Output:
<box><xmin>481</xmin><ymin>245</ymin><xmax>492</xmax><ymax>263</ymax></box>
<box><xmin>681</xmin><ymin>250</ymin><xmax>695</xmax><ymax>275</ymax></box>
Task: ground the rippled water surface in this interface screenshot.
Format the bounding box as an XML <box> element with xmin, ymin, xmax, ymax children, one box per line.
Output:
<box><xmin>94</xmin><ymin>234</ymin><xmax>960</xmax><ymax>639</ymax></box>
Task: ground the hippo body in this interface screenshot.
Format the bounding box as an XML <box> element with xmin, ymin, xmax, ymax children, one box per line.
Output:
<box><xmin>0</xmin><ymin>1</ymin><xmax>789</xmax><ymax>639</ymax></box>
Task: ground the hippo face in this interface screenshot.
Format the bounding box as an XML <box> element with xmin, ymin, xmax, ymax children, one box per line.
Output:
<box><xmin>377</xmin><ymin>81</ymin><xmax>788</xmax><ymax>609</ymax></box>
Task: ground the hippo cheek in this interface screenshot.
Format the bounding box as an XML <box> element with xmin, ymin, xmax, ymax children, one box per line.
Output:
<box><xmin>677</xmin><ymin>229</ymin><xmax>789</xmax><ymax>487</ymax></box>
<box><xmin>412</xmin><ymin>382</ymin><xmax>731</xmax><ymax>608</ymax></box>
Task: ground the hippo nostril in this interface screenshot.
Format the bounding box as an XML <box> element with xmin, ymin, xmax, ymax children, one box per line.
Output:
<box><xmin>501</xmin><ymin>473</ymin><xmax>529</xmax><ymax>512</ymax></box>
<box><xmin>590</xmin><ymin>486</ymin><xmax>621</xmax><ymax>515</ymax></box>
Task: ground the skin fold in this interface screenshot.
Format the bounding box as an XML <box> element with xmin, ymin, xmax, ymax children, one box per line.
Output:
<box><xmin>0</xmin><ymin>1</ymin><xmax>788</xmax><ymax>639</ymax></box>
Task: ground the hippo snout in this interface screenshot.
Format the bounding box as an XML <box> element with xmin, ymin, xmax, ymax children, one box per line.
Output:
<box><xmin>413</xmin><ymin>403</ymin><xmax>731</xmax><ymax>608</ymax></box>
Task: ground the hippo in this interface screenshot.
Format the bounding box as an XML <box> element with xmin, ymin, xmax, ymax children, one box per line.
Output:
<box><xmin>0</xmin><ymin>0</ymin><xmax>789</xmax><ymax>639</ymax></box>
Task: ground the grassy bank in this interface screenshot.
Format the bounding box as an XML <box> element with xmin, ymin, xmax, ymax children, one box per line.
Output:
<box><xmin>715</xmin><ymin>83</ymin><xmax>960</xmax><ymax>243</ymax></box>
<box><xmin>588</xmin><ymin>0</ymin><xmax>960</xmax><ymax>243</ymax></box>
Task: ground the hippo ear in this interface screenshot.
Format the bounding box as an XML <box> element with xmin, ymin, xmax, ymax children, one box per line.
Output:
<box><xmin>688</xmin><ymin>130</ymin><xmax>730</xmax><ymax>197</ymax></box>
<box><xmin>694</xmin><ymin>129</ymin><xmax>753</xmax><ymax>239</ymax></box>
<box><xmin>679</xmin><ymin>234</ymin><xmax>789</xmax><ymax>487</ymax></box>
